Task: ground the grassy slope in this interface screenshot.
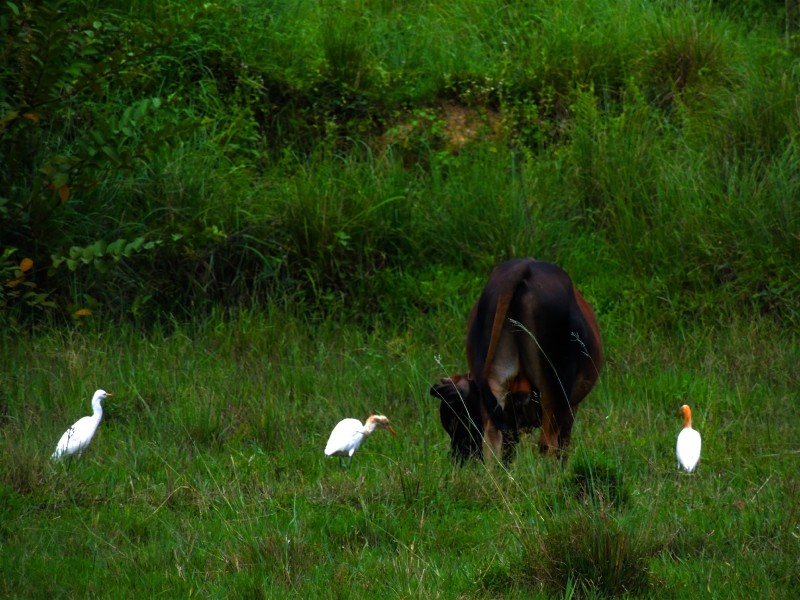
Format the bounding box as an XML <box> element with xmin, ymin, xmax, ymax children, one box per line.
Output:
<box><xmin>4</xmin><ymin>0</ymin><xmax>798</xmax><ymax>322</ymax></box>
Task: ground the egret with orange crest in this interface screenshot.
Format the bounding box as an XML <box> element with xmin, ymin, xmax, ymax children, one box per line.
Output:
<box><xmin>676</xmin><ymin>404</ymin><xmax>701</xmax><ymax>472</ymax></box>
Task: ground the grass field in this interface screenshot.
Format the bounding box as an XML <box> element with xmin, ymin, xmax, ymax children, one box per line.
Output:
<box><xmin>2</xmin><ymin>0</ymin><xmax>800</xmax><ymax>597</ymax></box>
<box><xmin>1</xmin><ymin>305</ymin><xmax>798</xmax><ymax>598</ymax></box>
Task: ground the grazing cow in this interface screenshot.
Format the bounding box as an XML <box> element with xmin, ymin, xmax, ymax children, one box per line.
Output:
<box><xmin>431</xmin><ymin>259</ymin><xmax>602</xmax><ymax>463</ymax></box>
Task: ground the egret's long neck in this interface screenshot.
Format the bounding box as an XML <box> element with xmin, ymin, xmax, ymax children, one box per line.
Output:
<box><xmin>362</xmin><ymin>421</ymin><xmax>377</xmax><ymax>436</ymax></box>
<box><xmin>91</xmin><ymin>397</ymin><xmax>104</xmax><ymax>419</ymax></box>
<box><xmin>683</xmin><ymin>408</ymin><xmax>692</xmax><ymax>429</ymax></box>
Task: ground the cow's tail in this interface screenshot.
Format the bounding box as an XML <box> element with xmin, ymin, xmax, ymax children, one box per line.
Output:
<box><xmin>484</xmin><ymin>291</ymin><xmax>512</xmax><ymax>377</ymax></box>
<box><xmin>479</xmin><ymin>286</ymin><xmax>515</xmax><ymax>432</ymax></box>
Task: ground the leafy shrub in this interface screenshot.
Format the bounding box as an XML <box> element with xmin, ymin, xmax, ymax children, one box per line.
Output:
<box><xmin>1</xmin><ymin>0</ymin><xmax>798</xmax><ymax>330</ymax></box>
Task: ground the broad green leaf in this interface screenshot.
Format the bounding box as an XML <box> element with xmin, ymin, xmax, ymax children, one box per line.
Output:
<box><xmin>121</xmin><ymin>106</ymin><xmax>134</xmax><ymax>127</ymax></box>
<box><xmin>134</xmin><ymin>99</ymin><xmax>149</xmax><ymax>120</ymax></box>
<box><xmin>125</xmin><ymin>237</ymin><xmax>145</xmax><ymax>254</ymax></box>
<box><xmin>92</xmin><ymin>240</ymin><xmax>107</xmax><ymax>256</ymax></box>
<box><xmin>107</xmin><ymin>238</ymin><xmax>126</xmax><ymax>254</ymax></box>
<box><xmin>101</xmin><ymin>145</ymin><xmax>119</xmax><ymax>161</ymax></box>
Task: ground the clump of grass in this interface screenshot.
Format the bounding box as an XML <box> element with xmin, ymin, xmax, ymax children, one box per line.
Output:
<box><xmin>639</xmin><ymin>8</ymin><xmax>738</xmax><ymax>108</ymax></box>
<box><xmin>0</xmin><ymin>432</ymin><xmax>45</xmax><ymax>496</ymax></box>
<box><xmin>514</xmin><ymin>507</ymin><xmax>655</xmax><ymax>597</ymax></box>
<box><xmin>568</xmin><ymin>451</ymin><xmax>630</xmax><ymax>510</ymax></box>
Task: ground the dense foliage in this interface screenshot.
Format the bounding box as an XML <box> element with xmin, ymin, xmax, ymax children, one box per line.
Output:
<box><xmin>2</xmin><ymin>0</ymin><xmax>798</xmax><ymax>328</ymax></box>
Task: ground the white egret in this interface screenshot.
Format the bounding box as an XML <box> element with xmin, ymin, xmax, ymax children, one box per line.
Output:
<box><xmin>324</xmin><ymin>414</ymin><xmax>396</xmax><ymax>467</ymax></box>
<box><xmin>52</xmin><ymin>389</ymin><xmax>113</xmax><ymax>460</ymax></box>
<box><xmin>676</xmin><ymin>404</ymin><xmax>701</xmax><ymax>472</ymax></box>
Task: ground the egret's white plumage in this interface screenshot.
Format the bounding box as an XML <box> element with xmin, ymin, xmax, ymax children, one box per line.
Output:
<box><xmin>324</xmin><ymin>414</ymin><xmax>396</xmax><ymax>467</ymax></box>
<box><xmin>676</xmin><ymin>404</ymin><xmax>701</xmax><ymax>472</ymax></box>
<box><xmin>52</xmin><ymin>389</ymin><xmax>112</xmax><ymax>460</ymax></box>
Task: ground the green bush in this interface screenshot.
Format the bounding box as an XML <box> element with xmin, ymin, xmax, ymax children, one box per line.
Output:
<box><xmin>1</xmin><ymin>0</ymin><xmax>797</xmax><ymax>329</ymax></box>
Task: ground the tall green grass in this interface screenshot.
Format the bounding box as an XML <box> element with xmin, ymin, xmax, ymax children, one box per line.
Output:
<box><xmin>3</xmin><ymin>0</ymin><xmax>798</xmax><ymax>325</ymax></box>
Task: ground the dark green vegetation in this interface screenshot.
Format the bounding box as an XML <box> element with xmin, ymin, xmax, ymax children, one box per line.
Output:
<box><xmin>2</xmin><ymin>0</ymin><xmax>799</xmax><ymax>597</ymax></box>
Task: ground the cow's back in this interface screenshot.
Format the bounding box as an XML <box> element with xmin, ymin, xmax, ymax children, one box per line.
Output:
<box><xmin>434</xmin><ymin>258</ymin><xmax>602</xmax><ymax>462</ymax></box>
<box><xmin>470</xmin><ymin>259</ymin><xmax>602</xmax><ymax>455</ymax></box>
<box><xmin>515</xmin><ymin>260</ymin><xmax>599</xmax><ymax>407</ymax></box>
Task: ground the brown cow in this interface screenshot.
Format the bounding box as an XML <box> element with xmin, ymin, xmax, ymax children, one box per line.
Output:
<box><xmin>431</xmin><ymin>259</ymin><xmax>602</xmax><ymax>463</ymax></box>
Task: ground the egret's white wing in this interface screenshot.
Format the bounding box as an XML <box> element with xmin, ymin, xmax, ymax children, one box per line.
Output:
<box><xmin>325</xmin><ymin>418</ymin><xmax>365</xmax><ymax>457</ymax></box>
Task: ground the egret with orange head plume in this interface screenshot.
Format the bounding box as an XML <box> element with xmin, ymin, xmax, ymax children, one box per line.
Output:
<box><xmin>676</xmin><ymin>404</ymin><xmax>701</xmax><ymax>472</ymax></box>
<box><xmin>324</xmin><ymin>414</ymin><xmax>396</xmax><ymax>468</ymax></box>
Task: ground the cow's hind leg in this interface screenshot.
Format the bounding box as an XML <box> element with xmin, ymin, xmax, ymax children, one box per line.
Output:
<box><xmin>539</xmin><ymin>410</ymin><xmax>560</xmax><ymax>455</ymax></box>
<box><xmin>558</xmin><ymin>406</ymin><xmax>576</xmax><ymax>447</ymax></box>
<box><xmin>554</xmin><ymin>405</ymin><xmax>577</xmax><ymax>462</ymax></box>
<box><xmin>539</xmin><ymin>402</ymin><xmax>576</xmax><ymax>457</ymax></box>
